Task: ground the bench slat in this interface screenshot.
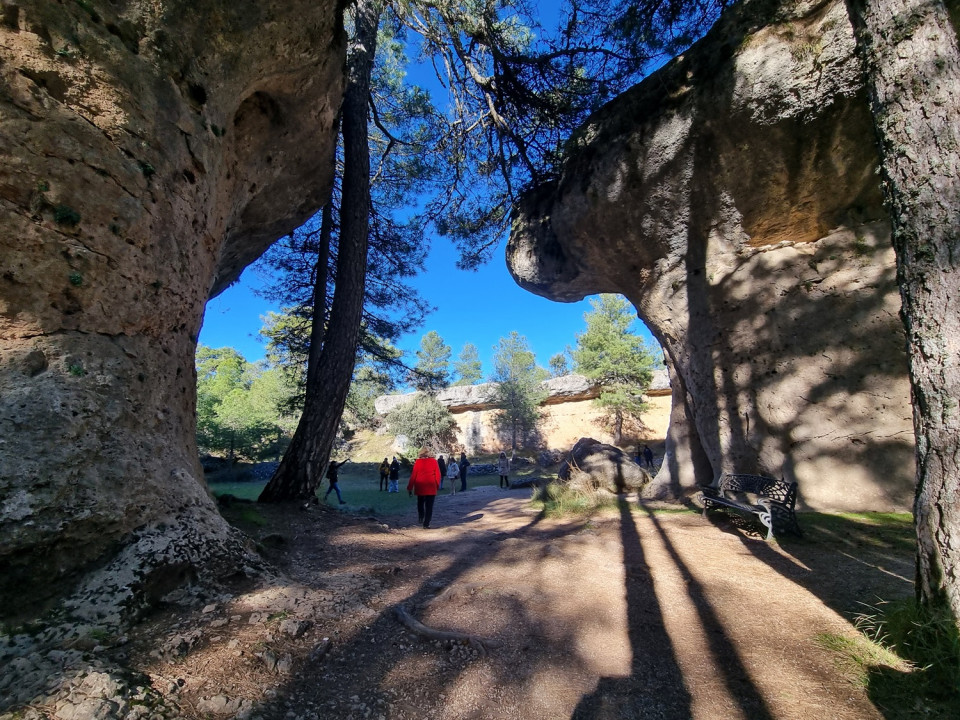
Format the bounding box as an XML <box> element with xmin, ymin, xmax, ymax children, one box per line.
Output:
<box><xmin>700</xmin><ymin>472</ymin><xmax>801</xmax><ymax>540</ymax></box>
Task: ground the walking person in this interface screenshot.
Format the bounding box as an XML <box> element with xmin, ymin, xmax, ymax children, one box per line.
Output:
<box><xmin>458</xmin><ymin>451</ymin><xmax>470</xmax><ymax>492</ymax></box>
<box><xmin>388</xmin><ymin>456</ymin><xmax>400</xmax><ymax>493</ymax></box>
<box><xmin>446</xmin><ymin>455</ymin><xmax>460</xmax><ymax>495</ymax></box>
<box><xmin>324</xmin><ymin>458</ymin><xmax>350</xmax><ymax>504</ymax></box>
<box><xmin>378</xmin><ymin>457</ymin><xmax>389</xmax><ymax>492</ymax></box>
<box><xmin>643</xmin><ymin>444</ymin><xmax>655</xmax><ymax>470</ymax></box>
<box><xmin>498</xmin><ymin>450</ymin><xmax>511</xmax><ymax>489</ymax></box>
<box><xmin>437</xmin><ymin>454</ymin><xmax>447</xmax><ymax>490</ymax></box>
<box><xmin>407</xmin><ymin>447</ymin><xmax>441</xmax><ymax>529</ymax></box>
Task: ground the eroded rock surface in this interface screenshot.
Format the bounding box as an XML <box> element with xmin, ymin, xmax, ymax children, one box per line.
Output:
<box><xmin>508</xmin><ymin>0</ymin><xmax>914</xmax><ymax>510</ymax></box>
<box><xmin>557</xmin><ymin>437</ymin><xmax>652</xmax><ymax>495</ymax></box>
<box><xmin>0</xmin><ymin>0</ymin><xmax>344</xmax><ymax>620</ymax></box>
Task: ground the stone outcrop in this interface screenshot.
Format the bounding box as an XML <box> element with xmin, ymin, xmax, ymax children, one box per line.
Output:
<box><xmin>375</xmin><ymin>374</ymin><xmax>672</xmax><ymax>454</ymax></box>
<box><xmin>508</xmin><ymin>0</ymin><xmax>914</xmax><ymax>510</ymax></box>
<box><xmin>0</xmin><ymin>0</ymin><xmax>344</xmax><ymax>621</ymax></box>
<box><xmin>374</xmin><ymin>373</ymin><xmax>610</xmax><ymax>415</ymax></box>
<box><xmin>556</xmin><ymin>438</ymin><xmax>652</xmax><ymax>495</ymax></box>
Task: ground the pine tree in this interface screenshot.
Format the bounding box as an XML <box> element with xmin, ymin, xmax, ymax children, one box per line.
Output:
<box><xmin>549</xmin><ymin>352</ymin><xmax>570</xmax><ymax>378</ymax></box>
<box><xmin>491</xmin><ymin>331</ymin><xmax>547</xmax><ymax>449</ymax></box>
<box><xmin>412</xmin><ymin>330</ymin><xmax>452</xmax><ymax>392</ymax></box>
<box><xmin>452</xmin><ymin>343</ymin><xmax>483</xmax><ymax>386</ymax></box>
<box><xmin>572</xmin><ymin>295</ymin><xmax>657</xmax><ymax>444</ymax></box>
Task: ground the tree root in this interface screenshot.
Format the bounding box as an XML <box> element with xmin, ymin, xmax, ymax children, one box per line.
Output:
<box><xmin>393</xmin><ymin>605</ymin><xmax>500</xmax><ymax>656</ymax></box>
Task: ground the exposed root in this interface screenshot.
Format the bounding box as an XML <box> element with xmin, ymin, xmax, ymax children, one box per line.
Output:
<box><xmin>393</xmin><ymin>605</ymin><xmax>500</xmax><ymax>656</ymax></box>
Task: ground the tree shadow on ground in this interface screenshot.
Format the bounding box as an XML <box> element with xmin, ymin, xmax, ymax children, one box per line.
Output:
<box><xmin>571</xmin><ymin>500</ymin><xmax>776</xmax><ymax>719</ymax></box>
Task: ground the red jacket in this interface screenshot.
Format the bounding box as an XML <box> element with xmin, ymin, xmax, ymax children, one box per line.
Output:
<box><xmin>407</xmin><ymin>457</ymin><xmax>441</xmax><ymax>496</ymax></box>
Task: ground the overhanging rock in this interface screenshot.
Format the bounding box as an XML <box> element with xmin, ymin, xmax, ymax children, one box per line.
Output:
<box><xmin>508</xmin><ymin>0</ymin><xmax>913</xmax><ymax>511</ymax></box>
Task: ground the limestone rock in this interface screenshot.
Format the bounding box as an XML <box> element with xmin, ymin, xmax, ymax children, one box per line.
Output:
<box><xmin>508</xmin><ymin>0</ymin><xmax>914</xmax><ymax>510</ymax></box>
<box><xmin>540</xmin><ymin>374</ymin><xmax>599</xmax><ymax>404</ymax></box>
<box><xmin>557</xmin><ymin>438</ymin><xmax>651</xmax><ymax>494</ymax></box>
<box><xmin>375</xmin><ymin>374</ymin><xmax>598</xmax><ymax>415</ymax></box>
<box><xmin>0</xmin><ymin>1</ymin><xmax>344</xmax><ymax>620</ymax></box>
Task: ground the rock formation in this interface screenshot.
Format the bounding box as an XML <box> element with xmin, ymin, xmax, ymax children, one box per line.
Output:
<box><xmin>0</xmin><ymin>0</ymin><xmax>344</xmax><ymax>622</ymax></box>
<box><xmin>508</xmin><ymin>0</ymin><xmax>914</xmax><ymax>510</ymax></box>
<box><xmin>556</xmin><ymin>438</ymin><xmax>652</xmax><ymax>495</ymax></box>
<box><xmin>375</xmin><ymin>372</ymin><xmax>672</xmax><ymax>454</ymax></box>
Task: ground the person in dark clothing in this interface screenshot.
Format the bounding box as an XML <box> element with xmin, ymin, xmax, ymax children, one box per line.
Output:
<box><xmin>458</xmin><ymin>451</ymin><xmax>470</xmax><ymax>492</ymax></box>
<box><xmin>643</xmin><ymin>444</ymin><xmax>655</xmax><ymax>469</ymax></box>
<box><xmin>324</xmin><ymin>458</ymin><xmax>349</xmax><ymax>504</ymax></box>
<box><xmin>388</xmin><ymin>456</ymin><xmax>401</xmax><ymax>493</ymax></box>
<box><xmin>379</xmin><ymin>457</ymin><xmax>389</xmax><ymax>491</ymax></box>
<box><xmin>437</xmin><ymin>454</ymin><xmax>447</xmax><ymax>490</ymax></box>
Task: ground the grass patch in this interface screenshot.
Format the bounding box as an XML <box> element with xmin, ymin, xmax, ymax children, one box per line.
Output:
<box><xmin>787</xmin><ymin>511</ymin><xmax>915</xmax><ymax>552</ymax></box>
<box><xmin>531</xmin><ymin>483</ymin><xmax>619</xmax><ymax>517</ymax></box>
<box><xmin>819</xmin><ymin>598</ymin><xmax>960</xmax><ymax>719</ymax></box>
<box><xmin>234</xmin><ymin>506</ymin><xmax>267</xmax><ymax>526</ymax></box>
<box><xmin>207</xmin><ymin>461</ymin><xmax>507</xmax><ymax>516</ymax></box>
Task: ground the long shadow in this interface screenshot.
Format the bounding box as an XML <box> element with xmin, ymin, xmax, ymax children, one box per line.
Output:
<box><xmin>247</xmin><ymin>494</ymin><xmax>600</xmax><ymax>719</ymax></box>
<box><xmin>571</xmin><ymin>499</ymin><xmax>692</xmax><ymax>719</ymax></box>
<box><xmin>718</xmin><ymin>511</ymin><xmax>915</xmax><ymax>618</ymax></box>
<box><xmin>642</xmin><ymin>505</ymin><xmax>776</xmax><ymax>720</ymax></box>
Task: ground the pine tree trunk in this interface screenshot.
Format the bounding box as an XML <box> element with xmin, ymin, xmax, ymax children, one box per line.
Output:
<box><xmin>846</xmin><ymin>0</ymin><xmax>960</xmax><ymax>623</ymax></box>
<box><xmin>259</xmin><ymin>0</ymin><xmax>380</xmax><ymax>502</ymax></box>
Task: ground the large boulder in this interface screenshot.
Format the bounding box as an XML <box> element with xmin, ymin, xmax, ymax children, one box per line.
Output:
<box><xmin>557</xmin><ymin>438</ymin><xmax>652</xmax><ymax>494</ymax></box>
<box><xmin>0</xmin><ymin>0</ymin><xmax>344</xmax><ymax>622</ymax></box>
<box><xmin>508</xmin><ymin>0</ymin><xmax>914</xmax><ymax>510</ymax></box>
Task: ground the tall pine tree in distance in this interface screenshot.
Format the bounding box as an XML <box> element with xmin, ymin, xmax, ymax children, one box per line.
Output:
<box><xmin>573</xmin><ymin>294</ymin><xmax>657</xmax><ymax>444</ymax></box>
<box><xmin>412</xmin><ymin>330</ymin><xmax>452</xmax><ymax>392</ymax></box>
<box><xmin>452</xmin><ymin>343</ymin><xmax>483</xmax><ymax>386</ymax></box>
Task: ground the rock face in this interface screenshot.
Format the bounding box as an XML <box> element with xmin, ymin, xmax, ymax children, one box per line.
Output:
<box><xmin>508</xmin><ymin>0</ymin><xmax>914</xmax><ymax>510</ymax></box>
<box><xmin>557</xmin><ymin>438</ymin><xmax>652</xmax><ymax>495</ymax></box>
<box><xmin>375</xmin><ymin>374</ymin><xmax>670</xmax><ymax>454</ymax></box>
<box><xmin>374</xmin><ymin>373</ymin><xmax>604</xmax><ymax>416</ymax></box>
<box><xmin>0</xmin><ymin>1</ymin><xmax>344</xmax><ymax>621</ymax></box>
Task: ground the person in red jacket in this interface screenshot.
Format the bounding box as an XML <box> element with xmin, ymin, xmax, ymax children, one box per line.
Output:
<box><xmin>407</xmin><ymin>446</ymin><xmax>441</xmax><ymax>529</ymax></box>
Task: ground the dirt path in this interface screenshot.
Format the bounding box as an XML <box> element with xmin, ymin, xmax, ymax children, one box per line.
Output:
<box><xmin>125</xmin><ymin>486</ymin><xmax>915</xmax><ymax>720</ymax></box>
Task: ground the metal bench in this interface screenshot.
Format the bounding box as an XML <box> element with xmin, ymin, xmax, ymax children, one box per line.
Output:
<box><xmin>700</xmin><ymin>473</ymin><xmax>801</xmax><ymax>540</ymax></box>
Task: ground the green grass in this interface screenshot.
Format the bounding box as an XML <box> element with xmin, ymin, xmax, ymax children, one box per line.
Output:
<box><xmin>818</xmin><ymin>598</ymin><xmax>960</xmax><ymax>719</ymax></box>
<box><xmin>787</xmin><ymin>512</ymin><xmax>915</xmax><ymax>552</ymax></box>
<box><xmin>531</xmin><ymin>482</ymin><xmax>620</xmax><ymax>517</ymax></box>
<box><xmin>207</xmin><ymin>460</ymin><xmax>508</xmax><ymax>516</ymax></box>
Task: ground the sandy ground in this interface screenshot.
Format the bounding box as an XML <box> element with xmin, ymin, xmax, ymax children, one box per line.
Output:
<box><xmin>114</xmin><ymin>484</ymin><xmax>916</xmax><ymax>720</ymax></box>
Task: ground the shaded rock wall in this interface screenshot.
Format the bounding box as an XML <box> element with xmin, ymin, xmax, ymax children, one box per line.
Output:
<box><xmin>508</xmin><ymin>0</ymin><xmax>914</xmax><ymax>510</ymax></box>
<box><xmin>0</xmin><ymin>0</ymin><xmax>345</xmax><ymax>620</ymax></box>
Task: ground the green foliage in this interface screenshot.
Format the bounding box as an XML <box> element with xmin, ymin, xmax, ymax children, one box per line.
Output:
<box><xmin>68</xmin><ymin>362</ymin><xmax>85</xmax><ymax>377</ymax></box>
<box><xmin>490</xmin><ymin>331</ymin><xmax>547</xmax><ymax>449</ymax></box>
<box><xmin>549</xmin><ymin>352</ymin><xmax>570</xmax><ymax>377</ymax></box>
<box><xmin>452</xmin><ymin>342</ymin><xmax>483</xmax><ymax>386</ymax></box>
<box><xmin>572</xmin><ymin>294</ymin><xmax>658</xmax><ymax>440</ymax></box>
<box><xmin>412</xmin><ymin>330</ymin><xmax>451</xmax><ymax>392</ymax></box>
<box><xmin>346</xmin><ymin>358</ymin><xmax>397</xmax><ymax>428</ymax></box>
<box><xmin>195</xmin><ymin>345</ymin><xmax>298</xmax><ymax>460</ymax></box>
<box><xmin>68</xmin><ymin>272</ymin><xmax>83</xmax><ymax>287</ymax></box>
<box><xmin>532</xmin><ymin>482</ymin><xmax>616</xmax><ymax>517</ymax></box>
<box><xmin>385</xmin><ymin>392</ymin><xmax>456</xmax><ymax>451</ymax></box>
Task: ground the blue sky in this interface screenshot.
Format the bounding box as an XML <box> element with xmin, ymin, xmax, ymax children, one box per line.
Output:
<box><xmin>198</xmin><ymin>234</ymin><xmax>658</xmax><ymax>381</ymax></box>
<box><xmin>198</xmin><ymin>0</ymin><xmax>659</xmax><ymax>380</ymax></box>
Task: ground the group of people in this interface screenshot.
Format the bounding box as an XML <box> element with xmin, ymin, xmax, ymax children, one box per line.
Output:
<box><xmin>324</xmin><ymin>447</ymin><xmax>519</xmax><ymax>529</ymax></box>
<box><xmin>377</xmin><ymin>456</ymin><xmax>402</xmax><ymax>492</ymax></box>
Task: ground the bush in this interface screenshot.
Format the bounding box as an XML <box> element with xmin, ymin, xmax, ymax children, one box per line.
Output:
<box><xmin>385</xmin><ymin>393</ymin><xmax>456</xmax><ymax>451</ymax></box>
